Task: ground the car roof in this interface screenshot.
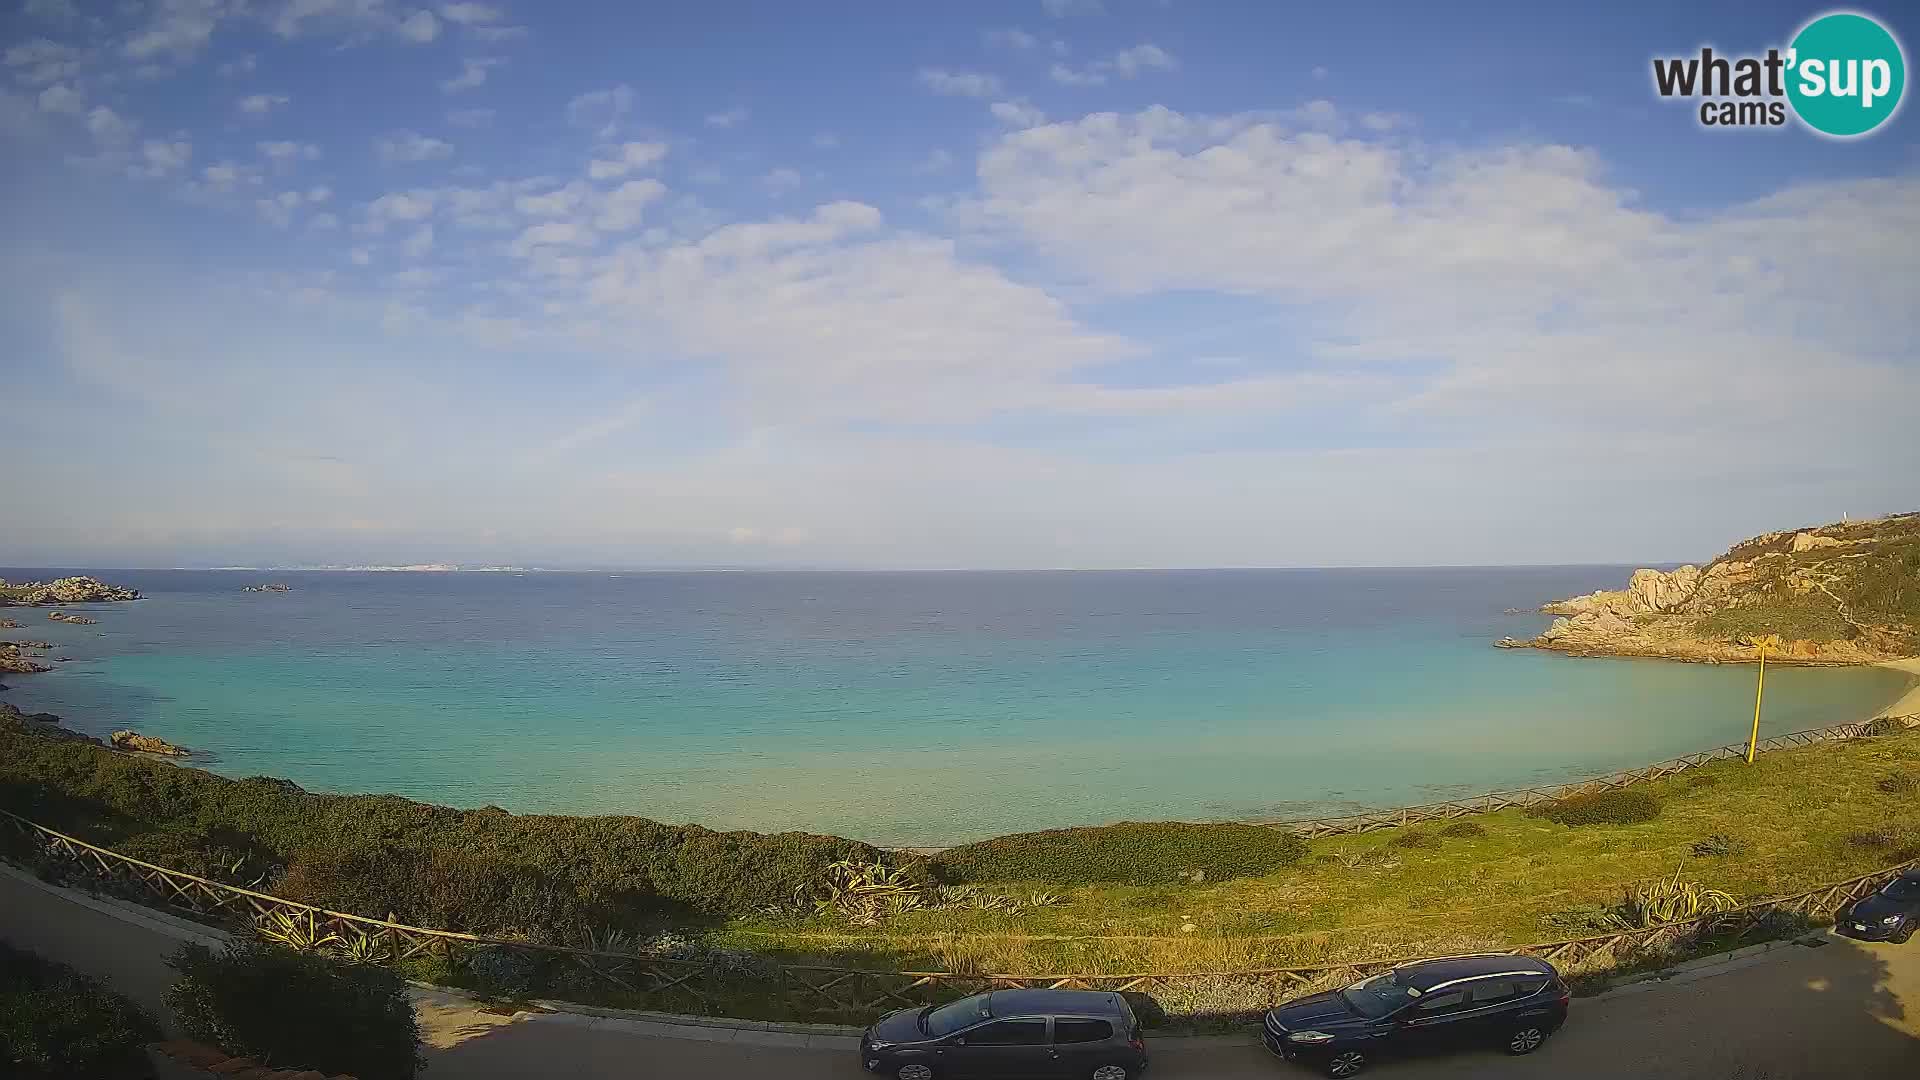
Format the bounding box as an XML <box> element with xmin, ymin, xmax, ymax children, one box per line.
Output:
<box><xmin>987</xmin><ymin>989</ymin><xmax>1128</xmax><ymax>1017</ymax></box>
<box><xmin>1396</xmin><ymin>954</ymin><xmax>1556</xmax><ymax>990</ymax></box>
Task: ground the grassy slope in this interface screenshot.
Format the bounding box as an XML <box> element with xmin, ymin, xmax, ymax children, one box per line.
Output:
<box><xmin>721</xmin><ymin>729</ymin><xmax>1920</xmax><ymax>976</ymax></box>
<box><xmin>1692</xmin><ymin>513</ymin><xmax>1920</xmax><ymax>649</ymax></box>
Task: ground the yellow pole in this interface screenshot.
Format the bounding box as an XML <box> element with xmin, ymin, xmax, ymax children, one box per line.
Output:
<box><xmin>1746</xmin><ymin>642</ymin><xmax>1767</xmax><ymax>763</ymax></box>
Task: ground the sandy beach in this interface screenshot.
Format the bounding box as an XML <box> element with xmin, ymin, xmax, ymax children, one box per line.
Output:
<box><xmin>1874</xmin><ymin>657</ymin><xmax>1920</xmax><ymax>718</ymax></box>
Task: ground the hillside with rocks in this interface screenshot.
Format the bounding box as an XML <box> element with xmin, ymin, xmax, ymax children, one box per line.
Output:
<box><xmin>1497</xmin><ymin>512</ymin><xmax>1920</xmax><ymax>664</ymax></box>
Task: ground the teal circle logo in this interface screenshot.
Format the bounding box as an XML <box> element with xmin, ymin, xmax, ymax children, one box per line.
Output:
<box><xmin>1786</xmin><ymin>11</ymin><xmax>1906</xmax><ymax>137</ymax></box>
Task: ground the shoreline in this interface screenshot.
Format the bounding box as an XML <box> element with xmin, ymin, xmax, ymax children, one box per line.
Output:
<box><xmin>1874</xmin><ymin>657</ymin><xmax>1920</xmax><ymax>719</ymax></box>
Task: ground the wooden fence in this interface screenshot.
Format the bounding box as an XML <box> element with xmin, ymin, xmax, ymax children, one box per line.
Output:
<box><xmin>1259</xmin><ymin>720</ymin><xmax>1882</xmax><ymax>838</ymax></box>
<box><xmin>2</xmin><ymin>804</ymin><xmax>1913</xmax><ymax>1024</ymax></box>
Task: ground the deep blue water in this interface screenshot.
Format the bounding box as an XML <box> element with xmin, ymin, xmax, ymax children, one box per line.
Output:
<box><xmin>1</xmin><ymin>567</ymin><xmax>1910</xmax><ymax>847</ymax></box>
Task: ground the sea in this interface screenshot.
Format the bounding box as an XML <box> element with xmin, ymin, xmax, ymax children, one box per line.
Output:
<box><xmin>2</xmin><ymin>567</ymin><xmax>1911</xmax><ymax>848</ymax></box>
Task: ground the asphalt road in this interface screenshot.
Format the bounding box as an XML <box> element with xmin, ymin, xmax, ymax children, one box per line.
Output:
<box><xmin>5</xmin><ymin>864</ymin><xmax>1916</xmax><ymax>1080</ymax></box>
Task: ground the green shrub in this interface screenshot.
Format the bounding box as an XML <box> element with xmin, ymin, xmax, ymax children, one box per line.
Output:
<box><xmin>1437</xmin><ymin>820</ymin><xmax>1487</xmax><ymax>839</ymax></box>
<box><xmin>933</xmin><ymin>822</ymin><xmax>1308</xmax><ymax>886</ymax></box>
<box><xmin>1387</xmin><ymin>830</ymin><xmax>1440</xmax><ymax>849</ymax></box>
<box><xmin>1532</xmin><ymin>788</ymin><xmax>1663</xmax><ymax>827</ymax></box>
<box><xmin>0</xmin><ymin>722</ymin><xmax>884</xmax><ymax>928</ymax></box>
<box><xmin>0</xmin><ymin>942</ymin><xmax>159</xmax><ymax>1079</ymax></box>
<box><xmin>1876</xmin><ymin>773</ymin><xmax>1919</xmax><ymax>796</ymax></box>
<box><xmin>166</xmin><ymin>941</ymin><xmax>423</xmax><ymax>1080</ymax></box>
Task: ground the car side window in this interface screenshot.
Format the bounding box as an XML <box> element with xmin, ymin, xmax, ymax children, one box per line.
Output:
<box><xmin>966</xmin><ymin>1019</ymin><xmax>1048</xmax><ymax>1046</ymax></box>
<box><xmin>1511</xmin><ymin>978</ymin><xmax>1547</xmax><ymax>998</ymax></box>
<box><xmin>1054</xmin><ymin>1018</ymin><xmax>1112</xmax><ymax>1044</ymax></box>
<box><xmin>1467</xmin><ymin>979</ymin><xmax>1518</xmax><ymax>1004</ymax></box>
<box><xmin>1409</xmin><ymin>990</ymin><xmax>1467</xmax><ymax>1016</ymax></box>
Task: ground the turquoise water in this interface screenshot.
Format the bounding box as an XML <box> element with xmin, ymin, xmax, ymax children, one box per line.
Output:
<box><xmin>2</xmin><ymin>568</ymin><xmax>1910</xmax><ymax>847</ymax></box>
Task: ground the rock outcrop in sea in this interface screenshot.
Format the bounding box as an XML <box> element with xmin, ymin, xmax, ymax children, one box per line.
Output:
<box><xmin>242</xmin><ymin>583</ymin><xmax>293</xmax><ymax>592</ymax></box>
<box><xmin>48</xmin><ymin>611</ymin><xmax>98</xmax><ymax>624</ymax></box>
<box><xmin>110</xmin><ymin>729</ymin><xmax>191</xmax><ymax>757</ymax></box>
<box><xmin>1498</xmin><ymin>512</ymin><xmax>1920</xmax><ymax>665</ymax></box>
<box><xmin>0</xmin><ymin>576</ymin><xmax>141</xmax><ymax>605</ymax></box>
<box><xmin>0</xmin><ymin>642</ymin><xmax>52</xmax><ymax>675</ymax></box>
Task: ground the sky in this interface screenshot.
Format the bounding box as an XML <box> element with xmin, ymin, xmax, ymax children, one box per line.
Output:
<box><xmin>1</xmin><ymin>0</ymin><xmax>1916</xmax><ymax>570</ymax></box>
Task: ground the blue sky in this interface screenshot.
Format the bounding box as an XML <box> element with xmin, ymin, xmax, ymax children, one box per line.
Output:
<box><xmin>1</xmin><ymin>0</ymin><xmax>1916</xmax><ymax>569</ymax></box>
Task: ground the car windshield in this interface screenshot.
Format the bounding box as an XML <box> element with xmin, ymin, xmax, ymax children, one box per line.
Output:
<box><xmin>1340</xmin><ymin>972</ymin><xmax>1419</xmax><ymax>1018</ymax></box>
<box><xmin>922</xmin><ymin>995</ymin><xmax>992</xmax><ymax>1037</ymax></box>
<box><xmin>1884</xmin><ymin>877</ymin><xmax>1920</xmax><ymax>900</ymax></box>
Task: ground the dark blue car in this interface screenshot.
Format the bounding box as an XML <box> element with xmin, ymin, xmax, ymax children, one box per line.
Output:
<box><xmin>1838</xmin><ymin>871</ymin><xmax>1920</xmax><ymax>943</ymax></box>
<box><xmin>860</xmin><ymin>988</ymin><xmax>1147</xmax><ymax>1079</ymax></box>
<box><xmin>1263</xmin><ymin>954</ymin><xmax>1569</xmax><ymax>1077</ymax></box>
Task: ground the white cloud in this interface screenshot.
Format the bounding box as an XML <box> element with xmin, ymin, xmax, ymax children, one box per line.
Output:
<box><xmin>377</xmin><ymin>130</ymin><xmax>454</xmax><ymax>163</ymax></box>
<box><xmin>349</xmin><ymin>247</ymin><xmax>372</xmax><ymax>265</ymax></box>
<box><xmin>762</xmin><ymin>166</ymin><xmax>803</xmax><ymax>193</ymax></box>
<box><xmin>587</xmin><ymin>140</ymin><xmax>668</xmax><ymax>180</ymax></box>
<box><xmin>1041</xmin><ymin>0</ymin><xmax>1103</xmax><ymax>16</ymax></box>
<box><xmin>1359</xmin><ymin>111</ymin><xmax>1409</xmax><ymax>132</ymax></box>
<box><xmin>216</xmin><ymin>53</ymin><xmax>256</xmax><ymax>77</ymax></box>
<box><xmin>135</xmin><ymin>138</ymin><xmax>192</xmax><ymax>176</ymax></box>
<box><xmin>447</xmin><ymin>107</ymin><xmax>494</xmax><ymax>127</ymax></box>
<box><xmin>364</xmin><ymin>190</ymin><xmax>438</xmax><ymax>230</ymax></box>
<box><xmin>438</xmin><ymin>2</ymin><xmax>503</xmax><ymax>23</ymax></box>
<box><xmin>705</xmin><ymin>106</ymin><xmax>747</xmax><ymax>129</ymax></box>
<box><xmin>123</xmin><ymin>0</ymin><xmax>221</xmax><ymax>60</ymax></box>
<box><xmin>593</xmin><ymin>178</ymin><xmax>664</xmax><ymax>231</ymax></box>
<box><xmin>258</xmin><ymin>140</ymin><xmax>321</xmax><ymax>164</ymax></box>
<box><xmin>985</xmin><ymin>28</ymin><xmax>1038</xmax><ymax>50</ymax></box>
<box><xmin>510</xmin><ymin>220</ymin><xmax>594</xmax><ymax>257</ymax></box>
<box><xmin>989</xmin><ymin>101</ymin><xmax>1045</xmax><ymax>128</ymax></box>
<box><xmin>198</xmin><ymin>159</ymin><xmax>261</xmax><ymax>191</ymax></box>
<box><xmin>255</xmin><ymin>189</ymin><xmax>313</xmax><ymax>228</ymax></box>
<box><xmin>36</xmin><ymin>82</ymin><xmax>83</xmax><ymax>114</ymax></box>
<box><xmin>1311</xmin><ymin>65</ymin><xmax>1329</xmax><ymax>80</ymax></box>
<box><xmin>238</xmin><ymin>93</ymin><xmax>289</xmax><ymax>115</ymax></box>
<box><xmin>810</xmin><ymin>132</ymin><xmax>839</xmax><ymax>149</ymax></box>
<box><xmin>565</xmin><ymin>84</ymin><xmax>632</xmax><ymax>138</ymax></box>
<box><xmin>397</xmin><ymin>9</ymin><xmax>440</xmax><ymax>42</ymax></box>
<box><xmin>515</xmin><ymin>181</ymin><xmax>590</xmax><ymax>217</ymax></box>
<box><xmin>914</xmin><ymin>148</ymin><xmax>954</xmax><ymax>174</ymax></box>
<box><xmin>470</xmin><ymin>24</ymin><xmax>526</xmax><ymax>42</ymax></box>
<box><xmin>309</xmin><ymin>211</ymin><xmax>339</xmax><ymax>230</ymax></box>
<box><xmin>1050</xmin><ymin>43</ymin><xmax>1176</xmax><ymax>86</ymax></box>
<box><xmin>307</xmin><ymin>185</ymin><xmax>332</xmax><ymax>202</ymax></box>
<box><xmin>917</xmin><ymin>68</ymin><xmax>1002</xmax><ymax>98</ymax></box>
<box><xmin>440</xmin><ymin>57</ymin><xmax>500</xmax><ymax>93</ymax></box>
<box><xmin>402</xmin><ymin>224</ymin><xmax>435</xmax><ymax>256</ymax></box>
<box><xmin>5</xmin><ymin>39</ymin><xmax>83</xmax><ymax>85</ymax></box>
<box><xmin>85</xmin><ymin>104</ymin><xmax>132</xmax><ymax>144</ymax></box>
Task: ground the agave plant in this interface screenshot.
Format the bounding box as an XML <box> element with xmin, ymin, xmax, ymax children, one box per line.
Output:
<box><xmin>1611</xmin><ymin>869</ymin><xmax>1738</xmax><ymax>929</ymax></box>
<box><xmin>256</xmin><ymin>908</ymin><xmax>343</xmax><ymax>954</ymax></box>
<box><xmin>336</xmin><ymin>933</ymin><xmax>392</xmax><ymax>966</ymax></box>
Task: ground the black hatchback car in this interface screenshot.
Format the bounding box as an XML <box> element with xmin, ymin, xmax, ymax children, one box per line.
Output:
<box><xmin>1263</xmin><ymin>955</ymin><xmax>1569</xmax><ymax>1077</ymax></box>
<box><xmin>1838</xmin><ymin>871</ymin><xmax>1920</xmax><ymax>942</ymax></box>
<box><xmin>859</xmin><ymin>988</ymin><xmax>1147</xmax><ymax>1080</ymax></box>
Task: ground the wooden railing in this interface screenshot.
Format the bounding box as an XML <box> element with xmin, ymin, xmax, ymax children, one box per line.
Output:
<box><xmin>1259</xmin><ymin>720</ymin><xmax>1882</xmax><ymax>838</ymax></box>
<box><xmin>2</xmin><ymin>804</ymin><xmax>1912</xmax><ymax>1024</ymax></box>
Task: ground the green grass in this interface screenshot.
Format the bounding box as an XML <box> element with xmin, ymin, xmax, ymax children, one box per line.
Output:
<box><xmin>720</xmin><ymin>730</ymin><xmax>1920</xmax><ymax>977</ymax></box>
<box><xmin>932</xmin><ymin>822</ymin><xmax>1308</xmax><ymax>886</ymax></box>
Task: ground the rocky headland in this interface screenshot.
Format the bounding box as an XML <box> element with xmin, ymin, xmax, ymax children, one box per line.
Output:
<box><xmin>0</xmin><ymin>576</ymin><xmax>141</xmax><ymax>605</ymax></box>
<box><xmin>110</xmin><ymin>729</ymin><xmax>191</xmax><ymax>756</ymax></box>
<box><xmin>1497</xmin><ymin>512</ymin><xmax>1920</xmax><ymax>665</ymax></box>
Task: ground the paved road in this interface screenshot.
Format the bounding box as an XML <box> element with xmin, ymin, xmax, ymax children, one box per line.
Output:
<box><xmin>6</xmin><ymin>864</ymin><xmax>1917</xmax><ymax>1079</ymax></box>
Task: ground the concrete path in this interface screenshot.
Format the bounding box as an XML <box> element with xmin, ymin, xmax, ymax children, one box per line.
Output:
<box><xmin>6</xmin><ymin>863</ymin><xmax>1918</xmax><ymax>1079</ymax></box>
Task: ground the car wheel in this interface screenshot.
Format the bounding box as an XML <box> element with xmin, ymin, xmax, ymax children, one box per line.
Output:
<box><xmin>1324</xmin><ymin>1050</ymin><xmax>1368</xmax><ymax>1077</ymax></box>
<box><xmin>895</xmin><ymin>1064</ymin><xmax>935</xmax><ymax>1080</ymax></box>
<box><xmin>1506</xmin><ymin>1025</ymin><xmax>1547</xmax><ymax>1055</ymax></box>
<box><xmin>1089</xmin><ymin>1065</ymin><xmax>1134</xmax><ymax>1080</ymax></box>
<box><xmin>1892</xmin><ymin>925</ymin><xmax>1914</xmax><ymax>944</ymax></box>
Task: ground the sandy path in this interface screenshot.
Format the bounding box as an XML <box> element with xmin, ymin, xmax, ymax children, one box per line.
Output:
<box><xmin>1874</xmin><ymin>657</ymin><xmax>1920</xmax><ymax>718</ymax></box>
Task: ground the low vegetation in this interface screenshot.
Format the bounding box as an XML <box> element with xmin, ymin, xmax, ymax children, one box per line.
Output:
<box><xmin>0</xmin><ymin>942</ymin><xmax>159</xmax><ymax>1079</ymax></box>
<box><xmin>932</xmin><ymin>821</ymin><xmax>1309</xmax><ymax>886</ymax></box>
<box><xmin>1437</xmin><ymin>820</ymin><xmax>1487</xmax><ymax>839</ymax></box>
<box><xmin>1694</xmin><ymin>598</ymin><xmax>1856</xmax><ymax>644</ymax></box>
<box><xmin>1531</xmin><ymin>787</ymin><xmax>1663</xmax><ymax>827</ymax></box>
<box><xmin>1609</xmin><ymin>871</ymin><xmax>1737</xmax><ymax>929</ymax></box>
<box><xmin>167</xmin><ymin>941</ymin><xmax>423</xmax><ymax>1080</ymax></box>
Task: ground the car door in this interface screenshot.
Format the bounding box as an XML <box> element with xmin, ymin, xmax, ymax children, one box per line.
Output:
<box><xmin>1047</xmin><ymin>1016</ymin><xmax>1115</xmax><ymax>1078</ymax></box>
<box><xmin>1453</xmin><ymin>978</ymin><xmax>1525</xmax><ymax>1045</ymax></box>
<box><xmin>947</xmin><ymin>1017</ymin><xmax>1051</xmax><ymax>1079</ymax></box>
<box><xmin>1392</xmin><ymin>989</ymin><xmax>1470</xmax><ymax>1055</ymax></box>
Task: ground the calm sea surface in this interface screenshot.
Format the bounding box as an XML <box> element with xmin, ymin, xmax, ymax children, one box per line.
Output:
<box><xmin>2</xmin><ymin>567</ymin><xmax>1910</xmax><ymax>847</ymax></box>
